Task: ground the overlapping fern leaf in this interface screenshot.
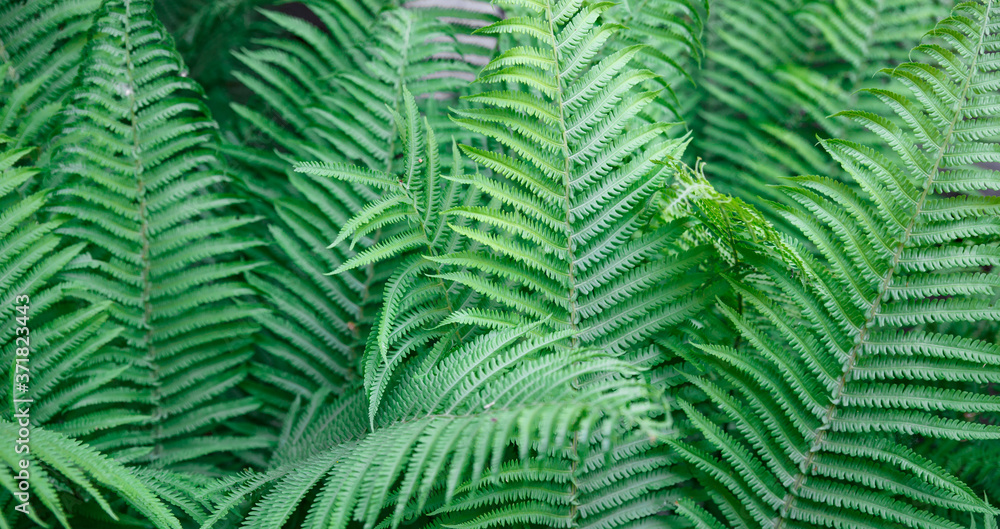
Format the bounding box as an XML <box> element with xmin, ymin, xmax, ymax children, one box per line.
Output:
<box><xmin>437</xmin><ymin>0</ymin><xmax>711</xmax><ymax>354</ymax></box>
<box><xmin>0</xmin><ymin>137</ymin><xmax>186</xmax><ymax>529</ymax></box>
<box><xmin>674</xmin><ymin>2</ymin><xmax>1000</xmax><ymax>526</ymax></box>
<box><xmin>296</xmin><ymin>0</ymin><xmax>717</xmax><ymax>422</ymax></box>
<box><xmin>0</xmin><ymin>0</ymin><xmax>100</xmax><ymax>148</ymax></box>
<box><xmin>46</xmin><ymin>0</ymin><xmax>267</xmax><ymax>466</ymax></box>
<box><xmin>154</xmin><ymin>0</ymin><xmax>272</xmax><ymax>128</ymax></box>
<box><xmin>0</xmin><ymin>421</ymin><xmax>183</xmax><ymax>529</ymax></box>
<box><xmin>603</xmin><ymin>0</ymin><xmax>708</xmax><ymax>122</ymax></box>
<box><xmin>680</xmin><ymin>0</ymin><xmax>952</xmax><ymax>230</ymax></box>
<box><xmin>256</xmin><ymin>2</ymin><xmax>728</xmax><ymax>527</ymax></box>
<box><xmin>0</xmin><ymin>139</ymin><xmax>119</xmax><ymax>434</ymax></box>
<box><xmin>199</xmin><ymin>319</ymin><xmax>674</xmax><ymax>529</ymax></box>
<box><xmin>228</xmin><ymin>0</ymin><xmax>494</xmax><ymax>183</ymax></box>
<box><xmin>299</xmin><ymin>92</ymin><xmax>488</xmax><ymax>429</ymax></box>
<box><xmin>228</xmin><ymin>4</ymin><xmax>493</xmax><ymax>425</ymax></box>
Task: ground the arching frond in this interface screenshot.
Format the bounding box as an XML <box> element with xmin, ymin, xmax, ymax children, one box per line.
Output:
<box><xmin>441</xmin><ymin>0</ymin><xmax>711</xmax><ymax>354</ymax></box>
<box><xmin>0</xmin><ymin>421</ymin><xmax>181</xmax><ymax>529</ymax></box>
<box><xmin>270</xmin><ymin>4</ymin><xmax>727</xmax><ymax>528</ymax></box>
<box><xmin>296</xmin><ymin>0</ymin><xmax>718</xmax><ymax>425</ymax></box>
<box><xmin>296</xmin><ymin>90</ymin><xmax>482</xmax><ymax>427</ymax></box>
<box><xmin>201</xmin><ymin>323</ymin><xmax>673</xmax><ymax>529</ymax></box>
<box><xmin>228</xmin><ymin>0</ymin><xmax>495</xmax><ymax>183</ymax></box>
<box><xmin>677</xmin><ymin>3</ymin><xmax>1000</xmax><ymax>527</ymax></box>
<box><xmin>0</xmin><ymin>136</ymin><xmax>182</xmax><ymax>528</ymax></box>
<box><xmin>0</xmin><ymin>6</ymin><xmax>112</xmax><ymax>397</ymax></box>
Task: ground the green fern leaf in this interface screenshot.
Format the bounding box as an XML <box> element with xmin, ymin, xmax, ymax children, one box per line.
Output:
<box><xmin>48</xmin><ymin>0</ymin><xmax>266</xmax><ymax>465</ymax></box>
<box><xmin>677</xmin><ymin>2</ymin><xmax>1000</xmax><ymax>527</ymax></box>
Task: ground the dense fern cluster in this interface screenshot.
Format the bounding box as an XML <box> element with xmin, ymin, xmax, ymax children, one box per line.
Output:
<box><xmin>1</xmin><ymin>0</ymin><xmax>999</xmax><ymax>528</ymax></box>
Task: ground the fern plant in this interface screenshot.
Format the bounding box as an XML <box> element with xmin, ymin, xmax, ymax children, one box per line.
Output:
<box><xmin>295</xmin><ymin>0</ymin><xmax>716</xmax><ymax>417</ymax></box>
<box><xmin>3</xmin><ymin>0</ymin><xmax>1000</xmax><ymax>528</ymax></box>
<box><xmin>674</xmin><ymin>2</ymin><xmax>1000</xmax><ymax>527</ymax></box>
<box><xmin>0</xmin><ymin>137</ymin><xmax>187</xmax><ymax>528</ymax></box>
<box><xmin>257</xmin><ymin>0</ymin><xmax>725</xmax><ymax>526</ymax></box>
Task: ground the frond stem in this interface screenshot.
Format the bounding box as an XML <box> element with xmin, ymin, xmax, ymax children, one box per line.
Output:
<box><xmin>120</xmin><ymin>0</ymin><xmax>162</xmax><ymax>457</ymax></box>
<box><xmin>544</xmin><ymin>0</ymin><xmax>582</xmax><ymax>345</ymax></box>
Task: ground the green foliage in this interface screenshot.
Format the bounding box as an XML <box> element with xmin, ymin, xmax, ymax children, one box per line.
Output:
<box><xmin>223</xmin><ymin>0</ymin><xmax>497</xmax><ymax>429</ymax></box>
<box><xmin>296</xmin><ymin>94</ymin><xmax>480</xmax><ymax>426</ymax></box>
<box><xmin>296</xmin><ymin>0</ymin><xmax>714</xmax><ymax>427</ymax></box>
<box><xmin>2</xmin><ymin>0</ymin><xmax>1000</xmax><ymax>528</ymax></box>
<box><xmin>438</xmin><ymin>0</ymin><xmax>710</xmax><ymax>354</ymax></box>
<box><xmin>0</xmin><ymin>137</ymin><xmax>183</xmax><ymax>528</ymax></box>
<box><xmin>0</xmin><ymin>0</ymin><xmax>100</xmax><ymax>147</ymax></box>
<box><xmin>0</xmin><ymin>421</ymin><xmax>182</xmax><ymax>529</ymax></box>
<box><xmin>201</xmin><ymin>323</ymin><xmax>673</xmax><ymax>529</ymax></box>
<box><xmin>675</xmin><ymin>2</ymin><xmax>1000</xmax><ymax>527</ymax></box>
<box><xmin>48</xmin><ymin>0</ymin><xmax>267</xmax><ymax>465</ymax></box>
<box><xmin>681</xmin><ymin>0</ymin><xmax>954</xmax><ymax>230</ymax></box>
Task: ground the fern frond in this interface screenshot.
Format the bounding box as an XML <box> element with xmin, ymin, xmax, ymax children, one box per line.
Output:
<box><xmin>0</xmin><ymin>135</ymin><xmax>174</xmax><ymax>528</ymax></box>
<box><xmin>678</xmin><ymin>2</ymin><xmax>1000</xmax><ymax>527</ymax></box>
<box><xmin>260</xmin><ymin>6</ymin><xmax>735</xmax><ymax>529</ymax></box>
<box><xmin>295</xmin><ymin>91</ymin><xmax>484</xmax><ymax>427</ymax></box>
<box><xmin>229</xmin><ymin>2</ymin><xmax>492</xmax><ymax>177</ymax></box>
<box><xmin>298</xmin><ymin>0</ymin><xmax>718</xmax><ymax>428</ymax></box>
<box><xmin>0</xmin><ymin>421</ymin><xmax>182</xmax><ymax>529</ymax></box>
<box><xmin>443</xmin><ymin>0</ymin><xmax>710</xmax><ymax>355</ymax></box>
<box><xmin>48</xmin><ymin>0</ymin><xmax>266</xmax><ymax>465</ymax></box>
<box><xmin>227</xmin><ymin>2</ymin><xmax>497</xmax><ymax>426</ymax></box>
<box><xmin>203</xmin><ymin>327</ymin><xmax>671</xmax><ymax>529</ymax></box>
